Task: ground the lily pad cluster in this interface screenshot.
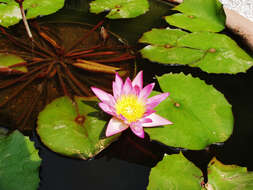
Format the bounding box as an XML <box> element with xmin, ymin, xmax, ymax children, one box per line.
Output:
<box><xmin>148</xmin><ymin>153</ymin><xmax>253</xmax><ymax>190</ymax></box>
<box><xmin>0</xmin><ymin>0</ymin><xmax>65</xmax><ymax>27</ymax></box>
<box><xmin>139</xmin><ymin>28</ymin><xmax>253</xmax><ymax>74</ymax></box>
<box><xmin>0</xmin><ymin>0</ymin><xmax>253</xmax><ymax>189</ymax></box>
<box><xmin>139</xmin><ymin>0</ymin><xmax>253</xmax><ymax>74</ymax></box>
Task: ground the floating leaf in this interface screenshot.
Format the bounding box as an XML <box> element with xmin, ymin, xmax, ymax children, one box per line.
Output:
<box><xmin>141</xmin><ymin>45</ymin><xmax>204</xmax><ymax>65</ymax></box>
<box><xmin>148</xmin><ymin>153</ymin><xmax>203</xmax><ymax>190</ymax></box>
<box><xmin>139</xmin><ymin>28</ymin><xmax>204</xmax><ymax>65</ymax></box>
<box><xmin>37</xmin><ymin>96</ymin><xmax>119</xmax><ymax>159</ymax></box>
<box><xmin>165</xmin><ymin>0</ymin><xmax>225</xmax><ymax>32</ymax></box>
<box><xmin>0</xmin><ymin>0</ymin><xmax>65</xmax><ymax>27</ymax></box>
<box><xmin>177</xmin><ymin>32</ymin><xmax>253</xmax><ymax>73</ymax></box>
<box><xmin>140</xmin><ymin>29</ymin><xmax>253</xmax><ymax>74</ymax></box>
<box><xmin>139</xmin><ymin>28</ymin><xmax>188</xmax><ymax>46</ymax></box>
<box><xmin>145</xmin><ymin>73</ymin><xmax>233</xmax><ymax>150</ymax></box>
<box><xmin>207</xmin><ymin>158</ymin><xmax>253</xmax><ymax>190</ymax></box>
<box><xmin>0</xmin><ymin>130</ymin><xmax>41</xmax><ymax>190</ymax></box>
<box><xmin>89</xmin><ymin>0</ymin><xmax>149</xmax><ymax>19</ymax></box>
<box><xmin>148</xmin><ymin>154</ymin><xmax>253</xmax><ymax>190</ymax></box>
<box><xmin>0</xmin><ymin>53</ymin><xmax>27</xmax><ymax>73</ymax></box>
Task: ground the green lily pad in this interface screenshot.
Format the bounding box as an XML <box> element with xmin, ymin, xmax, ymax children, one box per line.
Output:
<box><xmin>148</xmin><ymin>154</ymin><xmax>253</xmax><ymax>190</ymax></box>
<box><xmin>37</xmin><ymin>96</ymin><xmax>119</xmax><ymax>159</ymax></box>
<box><xmin>139</xmin><ymin>28</ymin><xmax>205</xmax><ymax>65</ymax></box>
<box><xmin>177</xmin><ymin>32</ymin><xmax>253</xmax><ymax>74</ymax></box>
<box><xmin>145</xmin><ymin>73</ymin><xmax>233</xmax><ymax>150</ymax></box>
<box><xmin>0</xmin><ymin>0</ymin><xmax>65</xmax><ymax>27</ymax></box>
<box><xmin>89</xmin><ymin>0</ymin><xmax>149</xmax><ymax>19</ymax></box>
<box><xmin>207</xmin><ymin>158</ymin><xmax>253</xmax><ymax>190</ymax></box>
<box><xmin>140</xmin><ymin>29</ymin><xmax>253</xmax><ymax>74</ymax></box>
<box><xmin>0</xmin><ymin>130</ymin><xmax>41</xmax><ymax>190</ymax></box>
<box><xmin>0</xmin><ymin>127</ymin><xmax>8</xmax><ymax>139</ymax></box>
<box><xmin>139</xmin><ymin>28</ymin><xmax>188</xmax><ymax>46</ymax></box>
<box><xmin>148</xmin><ymin>153</ymin><xmax>203</xmax><ymax>190</ymax></box>
<box><xmin>165</xmin><ymin>0</ymin><xmax>225</xmax><ymax>32</ymax></box>
<box><xmin>0</xmin><ymin>53</ymin><xmax>27</xmax><ymax>72</ymax></box>
<box><xmin>141</xmin><ymin>45</ymin><xmax>204</xmax><ymax>65</ymax></box>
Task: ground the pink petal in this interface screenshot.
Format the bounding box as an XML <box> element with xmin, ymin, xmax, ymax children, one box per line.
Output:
<box><xmin>139</xmin><ymin>83</ymin><xmax>155</xmax><ymax>99</ymax></box>
<box><xmin>113</xmin><ymin>73</ymin><xmax>123</xmax><ymax>99</ymax></box>
<box><xmin>106</xmin><ymin>117</ymin><xmax>129</xmax><ymax>137</ymax></box>
<box><xmin>122</xmin><ymin>77</ymin><xmax>133</xmax><ymax>95</ymax></box>
<box><xmin>143</xmin><ymin>109</ymin><xmax>156</xmax><ymax>117</ymax></box>
<box><xmin>119</xmin><ymin>114</ymin><xmax>128</xmax><ymax>123</ymax></box>
<box><xmin>130</xmin><ymin>123</ymin><xmax>145</xmax><ymax>138</ymax></box>
<box><xmin>142</xmin><ymin>113</ymin><xmax>172</xmax><ymax>127</ymax></box>
<box><xmin>139</xmin><ymin>117</ymin><xmax>152</xmax><ymax>124</ymax></box>
<box><xmin>132</xmin><ymin>71</ymin><xmax>143</xmax><ymax>89</ymax></box>
<box><xmin>146</xmin><ymin>92</ymin><xmax>169</xmax><ymax>110</ymax></box>
<box><xmin>113</xmin><ymin>81</ymin><xmax>121</xmax><ymax>100</ymax></box>
<box><xmin>133</xmin><ymin>85</ymin><xmax>141</xmax><ymax>96</ymax></box>
<box><xmin>98</xmin><ymin>102</ymin><xmax>115</xmax><ymax>116</ymax></box>
<box><xmin>91</xmin><ymin>87</ymin><xmax>115</xmax><ymax>105</ymax></box>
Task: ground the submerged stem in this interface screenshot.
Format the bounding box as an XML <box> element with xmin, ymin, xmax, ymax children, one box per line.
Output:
<box><xmin>56</xmin><ymin>65</ymin><xmax>70</xmax><ymax>98</ymax></box>
<box><xmin>0</xmin><ymin>63</ymin><xmax>49</xmax><ymax>89</ymax></box>
<box><xmin>17</xmin><ymin>82</ymin><xmax>44</xmax><ymax>128</ymax></box>
<box><xmin>67</xmin><ymin>20</ymin><xmax>104</xmax><ymax>52</ymax></box>
<box><xmin>0</xmin><ymin>69</ymin><xmax>45</xmax><ymax>107</ymax></box>
<box><xmin>60</xmin><ymin>62</ymin><xmax>91</xmax><ymax>96</ymax></box>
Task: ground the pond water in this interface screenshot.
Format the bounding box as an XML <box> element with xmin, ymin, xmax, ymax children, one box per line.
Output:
<box><xmin>2</xmin><ymin>0</ymin><xmax>253</xmax><ymax>189</ymax></box>
<box><xmin>36</xmin><ymin>62</ymin><xmax>253</xmax><ymax>190</ymax></box>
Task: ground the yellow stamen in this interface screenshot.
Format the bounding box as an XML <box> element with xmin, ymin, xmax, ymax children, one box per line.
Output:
<box><xmin>115</xmin><ymin>95</ymin><xmax>146</xmax><ymax>123</ymax></box>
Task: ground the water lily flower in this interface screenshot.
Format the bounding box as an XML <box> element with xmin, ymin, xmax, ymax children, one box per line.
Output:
<box><xmin>91</xmin><ymin>71</ymin><xmax>172</xmax><ymax>138</ymax></box>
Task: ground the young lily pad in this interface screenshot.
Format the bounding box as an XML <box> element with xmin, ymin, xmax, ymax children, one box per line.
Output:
<box><xmin>37</xmin><ymin>96</ymin><xmax>119</xmax><ymax>159</ymax></box>
<box><xmin>0</xmin><ymin>130</ymin><xmax>41</xmax><ymax>190</ymax></box>
<box><xmin>0</xmin><ymin>0</ymin><xmax>65</xmax><ymax>27</ymax></box>
<box><xmin>147</xmin><ymin>153</ymin><xmax>203</xmax><ymax>190</ymax></box>
<box><xmin>89</xmin><ymin>0</ymin><xmax>149</xmax><ymax>19</ymax></box>
<box><xmin>207</xmin><ymin>158</ymin><xmax>253</xmax><ymax>190</ymax></box>
<box><xmin>140</xmin><ymin>29</ymin><xmax>253</xmax><ymax>74</ymax></box>
<box><xmin>0</xmin><ymin>53</ymin><xmax>27</xmax><ymax>73</ymax></box>
<box><xmin>165</xmin><ymin>0</ymin><xmax>225</xmax><ymax>32</ymax></box>
<box><xmin>145</xmin><ymin>73</ymin><xmax>233</xmax><ymax>150</ymax></box>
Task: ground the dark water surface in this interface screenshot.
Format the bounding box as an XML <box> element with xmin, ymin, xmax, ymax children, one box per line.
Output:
<box><xmin>37</xmin><ymin>144</ymin><xmax>150</xmax><ymax>190</ymax></box>
<box><xmin>7</xmin><ymin>0</ymin><xmax>253</xmax><ymax>189</ymax></box>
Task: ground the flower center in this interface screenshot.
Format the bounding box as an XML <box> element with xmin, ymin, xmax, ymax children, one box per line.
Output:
<box><xmin>115</xmin><ymin>95</ymin><xmax>146</xmax><ymax>123</ymax></box>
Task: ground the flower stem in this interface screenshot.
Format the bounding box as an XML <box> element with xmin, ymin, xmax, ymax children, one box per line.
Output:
<box><xmin>17</xmin><ymin>1</ymin><xmax>33</xmax><ymax>40</ymax></box>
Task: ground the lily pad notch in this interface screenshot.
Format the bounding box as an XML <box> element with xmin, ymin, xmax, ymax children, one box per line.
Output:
<box><xmin>37</xmin><ymin>96</ymin><xmax>119</xmax><ymax>160</ymax></box>
<box><xmin>145</xmin><ymin>73</ymin><xmax>233</xmax><ymax>150</ymax></box>
<box><xmin>148</xmin><ymin>153</ymin><xmax>253</xmax><ymax>190</ymax></box>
